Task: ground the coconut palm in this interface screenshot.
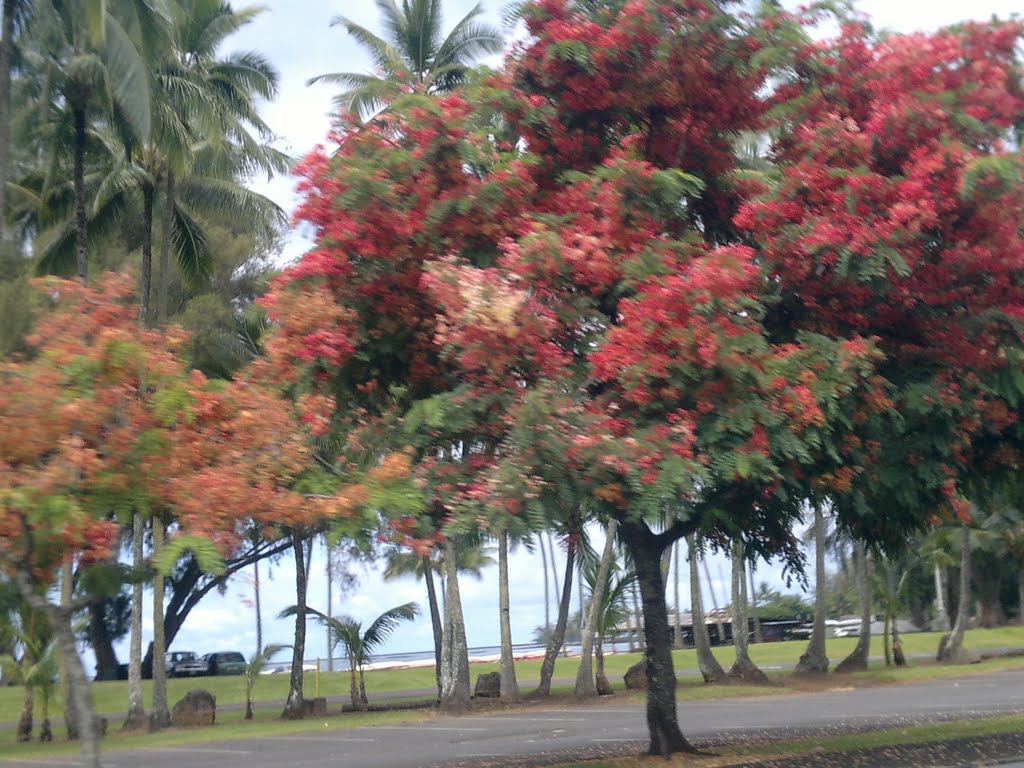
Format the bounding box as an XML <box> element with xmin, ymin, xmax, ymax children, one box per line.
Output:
<box><xmin>0</xmin><ymin>0</ymin><xmax>34</xmax><ymax>243</ymax></box>
<box><xmin>286</xmin><ymin>602</ymin><xmax>419</xmax><ymax>710</ymax></box>
<box><xmin>795</xmin><ymin>503</ymin><xmax>829</xmax><ymax>674</ymax></box>
<box><xmin>20</xmin><ymin>0</ymin><xmax>169</xmax><ymax>284</ymax></box>
<box><xmin>938</xmin><ymin>522</ymin><xmax>973</xmax><ymax>662</ymax></box>
<box><xmin>688</xmin><ymin>534</ymin><xmax>726</xmax><ymax>683</ymax></box>
<box><xmin>244</xmin><ymin>643</ymin><xmax>287</xmax><ymax>720</ymax></box>
<box><xmin>728</xmin><ymin>538</ymin><xmax>768</xmax><ymax>683</ymax></box>
<box><xmin>308</xmin><ymin>0</ymin><xmax>505</xmax><ymax>120</ymax></box>
<box><xmin>0</xmin><ymin>585</ymin><xmax>54</xmax><ymax>742</ymax></box>
<box><xmin>382</xmin><ymin>538</ymin><xmax>493</xmax><ymax>699</ymax></box>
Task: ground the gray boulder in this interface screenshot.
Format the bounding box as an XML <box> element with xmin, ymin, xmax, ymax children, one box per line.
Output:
<box><xmin>623</xmin><ymin>661</ymin><xmax>647</xmax><ymax>690</ymax></box>
<box><xmin>474</xmin><ymin>671</ymin><xmax>501</xmax><ymax>698</ymax></box>
<box><xmin>171</xmin><ymin>689</ymin><xmax>216</xmax><ymax>727</ymax></box>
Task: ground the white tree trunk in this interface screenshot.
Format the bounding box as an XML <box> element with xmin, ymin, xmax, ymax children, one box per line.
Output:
<box><xmin>576</xmin><ymin>519</ymin><xmax>617</xmax><ymax>697</ymax></box>
<box><xmin>150</xmin><ymin>520</ymin><xmax>170</xmax><ymax>727</ymax></box>
<box><xmin>688</xmin><ymin>535</ymin><xmax>725</xmax><ymax>683</ymax></box>
<box><xmin>439</xmin><ymin>538</ymin><xmax>470</xmax><ymax>711</ymax></box>
<box><xmin>795</xmin><ymin>504</ymin><xmax>829</xmax><ymax>674</ymax></box>
<box><xmin>124</xmin><ymin>514</ymin><xmax>146</xmax><ymax>729</ymax></box>
<box><xmin>497</xmin><ymin>529</ymin><xmax>520</xmax><ymax>701</ymax></box>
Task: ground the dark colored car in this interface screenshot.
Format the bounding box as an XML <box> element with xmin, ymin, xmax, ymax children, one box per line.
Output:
<box><xmin>202</xmin><ymin>651</ymin><xmax>246</xmax><ymax>676</ymax></box>
<box><xmin>166</xmin><ymin>651</ymin><xmax>208</xmax><ymax>678</ymax></box>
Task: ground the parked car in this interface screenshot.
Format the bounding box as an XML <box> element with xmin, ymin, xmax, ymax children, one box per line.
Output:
<box><xmin>202</xmin><ymin>651</ymin><xmax>246</xmax><ymax>676</ymax></box>
<box><xmin>166</xmin><ymin>651</ymin><xmax>208</xmax><ymax>678</ymax></box>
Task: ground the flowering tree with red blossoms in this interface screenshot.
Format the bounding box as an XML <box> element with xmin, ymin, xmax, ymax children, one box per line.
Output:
<box><xmin>0</xmin><ymin>275</ymin><xmax>356</xmax><ymax>766</ymax></box>
<box><xmin>267</xmin><ymin>0</ymin><xmax>1024</xmax><ymax>756</ymax></box>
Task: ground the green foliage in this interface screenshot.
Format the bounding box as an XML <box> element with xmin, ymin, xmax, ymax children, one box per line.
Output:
<box><xmin>153</xmin><ymin>535</ymin><xmax>224</xmax><ymax>578</ymax></box>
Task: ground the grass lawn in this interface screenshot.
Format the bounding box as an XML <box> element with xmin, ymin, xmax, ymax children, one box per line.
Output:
<box><xmin>0</xmin><ymin>625</ymin><xmax>1020</xmax><ymax>763</ymax></box>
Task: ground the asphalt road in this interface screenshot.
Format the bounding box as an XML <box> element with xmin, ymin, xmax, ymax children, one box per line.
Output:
<box><xmin>11</xmin><ymin>668</ymin><xmax>1024</xmax><ymax>768</ymax></box>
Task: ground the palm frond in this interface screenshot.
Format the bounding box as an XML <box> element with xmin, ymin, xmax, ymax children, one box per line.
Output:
<box><xmin>360</xmin><ymin>601</ymin><xmax>419</xmax><ymax>655</ymax></box>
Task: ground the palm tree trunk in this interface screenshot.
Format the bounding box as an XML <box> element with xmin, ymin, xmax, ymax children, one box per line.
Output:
<box><xmin>422</xmin><ymin>555</ymin><xmax>443</xmax><ymax>700</ymax></box>
<box><xmin>439</xmin><ymin>537</ymin><xmax>470</xmax><ymax>711</ymax></box>
<box><xmin>281</xmin><ymin>530</ymin><xmax>307</xmax><ymax>718</ymax></box>
<box><xmin>938</xmin><ymin>523</ymin><xmax>972</xmax><ymax>662</ymax></box>
<box><xmin>618</xmin><ymin>519</ymin><xmax>699</xmax><ymax>756</ymax></box>
<box><xmin>156</xmin><ymin>170</ymin><xmax>175</xmax><ymax>324</ymax></box>
<box><xmin>124</xmin><ymin>514</ymin><xmax>147</xmax><ymax>730</ymax></box>
<box><xmin>254</xmin><ymin>558</ymin><xmax>263</xmax><ymax>656</ymax></box>
<box><xmin>629</xmin><ymin>578</ymin><xmax>641</xmax><ymax>652</ymax></box>
<box><xmin>729</xmin><ymin>539</ymin><xmax>767</xmax><ymax>682</ymax></box>
<box><xmin>59</xmin><ymin>561</ymin><xmax>78</xmax><ymax>740</ymax></box>
<box><xmin>325</xmin><ymin>540</ymin><xmax>332</xmax><ymax>672</ymax></box>
<box><xmin>702</xmin><ymin>557</ymin><xmax>725</xmax><ymax>644</ymax></box>
<box><xmin>795</xmin><ymin>504</ymin><xmax>829</xmax><ymax>674</ymax></box>
<box><xmin>836</xmin><ymin>543</ymin><xmax>872</xmax><ymax>673</ymax></box>
<box><xmin>150</xmin><ymin>519</ymin><xmax>170</xmax><ymax>727</ymax></box>
<box><xmin>52</xmin><ymin>607</ymin><xmax>101</xmax><ymax>768</ymax></box>
<box><xmin>547</xmin><ymin>533</ymin><xmax>561</xmax><ymax>611</ymax></box>
<box><xmin>673</xmin><ymin>541</ymin><xmax>683</xmax><ymax>650</ymax></box>
<box><xmin>576</xmin><ymin>519</ymin><xmax>617</xmax><ymax>698</ymax></box>
<box><xmin>1018</xmin><ymin>566</ymin><xmax>1024</xmax><ymax>627</ymax></box>
<box><xmin>933</xmin><ymin>562</ymin><xmax>950</xmax><ymax>632</ymax></box>
<box><xmin>358</xmin><ymin>667</ymin><xmax>367</xmax><ymax>706</ymax></box>
<box><xmin>539</xmin><ymin>533</ymin><xmax>550</xmax><ymax>637</ymax></box>
<box><xmin>688</xmin><ymin>535</ymin><xmax>725</xmax><ymax>683</ymax></box>
<box><xmin>16</xmin><ymin>685</ymin><xmax>32</xmax><ymax>742</ymax></box>
<box><xmin>87</xmin><ymin>601</ymin><xmax>119</xmax><ymax>681</ymax></box>
<box><xmin>536</xmin><ymin>535</ymin><xmax>575</xmax><ymax>696</ymax></box>
<box><xmin>0</xmin><ymin>0</ymin><xmax>14</xmax><ymax>244</ymax></box>
<box><xmin>748</xmin><ymin>559</ymin><xmax>762</xmax><ymax>644</ymax></box>
<box><xmin>73</xmin><ymin>105</ymin><xmax>88</xmax><ymax>284</ymax></box>
<box><xmin>139</xmin><ymin>181</ymin><xmax>155</xmax><ymax>321</ymax></box>
<box><xmin>497</xmin><ymin>529</ymin><xmax>520</xmax><ymax>701</ymax></box>
<box><xmin>347</xmin><ymin>655</ymin><xmax>359</xmax><ymax>709</ymax></box>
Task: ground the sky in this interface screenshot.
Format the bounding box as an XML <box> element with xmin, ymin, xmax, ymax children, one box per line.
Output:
<box><xmin>117</xmin><ymin>0</ymin><xmax>1023</xmax><ymax>670</ymax></box>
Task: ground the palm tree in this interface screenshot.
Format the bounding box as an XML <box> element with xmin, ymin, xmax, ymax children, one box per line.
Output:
<box><xmin>24</xmin><ymin>0</ymin><xmax>168</xmax><ymax>284</ymax></box>
<box><xmin>938</xmin><ymin>522</ymin><xmax>973</xmax><ymax>662</ymax></box>
<box><xmin>496</xmin><ymin>527</ymin><xmax>520</xmax><ymax>701</ymax></box>
<box><xmin>383</xmin><ymin>538</ymin><xmax>493</xmax><ymax>699</ymax></box>
<box><xmin>795</xmin><ymin>503</ymin><xmax>829</xmax><ymax>674</ymax></box>
<box><xmin>688</xmin><ymin>534</ymin><xmax>725</xmax><ymax>683</ymax></box>
<box><xmin>0</xmin><ymin>0</ymin><xmax>33</xmax><ymax>243</ymax></box>
<box><xmin>835</xmin><ymin>542</ymin><xmax>873</xmax><ymax>673</ymax></box>
<box><xmin>244</xmin><ymin>643</ymin><xmax>286</xmax><ymax>720</ymax></box>
<box><xmin>0</xmin><ymin>586</ymin><xmax>54</xmax><ymax>742</ymax></box>
<box><xmin>123</xmin><ymin>514</ymin><xmax>147</xmax><ymax>731</ymax></box>
<box><xmin>308</xmin><ymin>0</ymin><xmax>505</xmax><ymax>120</ymax></box>
<box><xmin>728</xmin><ymin>539</ymin><xmax>767</xmax><ymax>683</ymax></box>
<box><xmin>288</xmin><ymin>602</ymin><xmax>419</xmax><ymax>710</ymax></box>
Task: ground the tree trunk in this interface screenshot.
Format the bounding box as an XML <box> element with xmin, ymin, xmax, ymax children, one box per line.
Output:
<box><xmin>87</xmin><ymin>600</ymin><xmax>120</xmax><ymax>681</ymax></box>
<box><xmin>348</xmin><ymin>661</ymin><xmax>359</xmax><ymax>709</ymax></box>
<box><xmin>0</xmin><ymin>0</ymin><xmax>14</xmax><ymax>244</ymax></box>
<box><xmin>933</xmin><ymin>562</ymin><xmax>950</xmax><ymax>632</ymax></box>
<box><xmin>139</xmin><ymin>180</ymin><xmax>155</xmax><ymax>322</ymax></box>
<box><xmin>729</xmin><ymin>540</ymin><xmax>767</xmax><ymax>683</ymax></box>
<box><xmin>795</xmin><ymin>504</ymin><xmax>829</xmax><ymax>674</ymax></box>
<box><xmin>52</xmin><ymin>607</ymin><xmax>101</xmax><ymax>768</ymax></box>
<box><xmin>281</xmin><ymin>530</ymin><xmax>307</xmax><ymax>718</ymax></box>
<box><xmin>123</xmin><ymin>513</ymin><xmax>147</xmax><ymax>730</ymax></box>
<box><xmin>539</xmin><ymin>533</ymin><xmax>550</xmax><ymax>637</ymax></box>
<box><xmin>150</xmin><ymin>520</ymin><xmax>170</xmax><ymax>728</ymax></box>
<box><xmin>576</xmin><ymin>519</ymin><xmax>617</xmax><ymax>698</ymax></box>
<box><xmin>618</xmin><ymin>519</ymin><xmax>700</xmax><ymax>756</ymax></box>
<box><xmin>59</xmin><ymin>560</ymin><xmax>78</xmax><ymax>740</ymax></box>
<box><xmin>836</xmin><ymin>543</ymin><xmax>872</xmax><ymax>673</ymax></box>
<box><xmin>883</xmin><ymin>611</ymin><xmax>892</xmax><ymax>666</ymax></box>
<box><xmin>673</xmin><ymin>541</ymin><xmax>683</xmax><ymax>649</ymax></box>
<box><xmin>16</xmin><ymin>686</ymin><xmax>33</xmax><ymax>742</ymax></box>
<box><xmin>422</xmin><ymin>555</ymin><xmax>443</xmax><ymax>700</ymax></box>
<box><xmin>73</xmin><ymin>105</ymin><xmax>89</xmax><ymax>284</ymax></box>
<box><xmin>702</xmin><ymin>556</ymin><xmax>725</xmax><ymax>644</ymax></box>
<box><xmin>497</xmin><ymin>529</ymin><xmax>520</xmax><ymax>701</ymax></box>
<box><xmin>254</xmin><ymin>558</ymin><xmax>263</xmax><ymax>657</ymax></box>
<box><xmin>15</xmin><ymin>575</ymin><xmax>100</xmax><ymax>768</ymax></box>
<box><xmin>439</xmin><ymin>538</ymin><xmax>470</xmax><ymax>711</ymax></box>
<box><xmin>548</xmin><ymin>533</ymin><xmax>561</xmax><ymax>609</ymax></box>
<box><xmin>892</xmin><ymin>611</ymin><xmax>906</xmax><ymax>667</ymax></box>
<box><xmin>629</xmin><ymin>578</ymin><xmax>641</xmax><ymax>652</ymax></box>
<box><xmin>688</xmin><ymin>534</ymin><xmax>726</xmax><ymax>683</ymax></box>
<box><xmin>535</xmin><ymin>535</ymin><xmax>575</xmax><ymax>697</ymax></box>
<box><xmin>156</xmin><ymin>170</ymin><xmax>175</xmax><ymax>325</ymax></box>
<box><xmin>748</xmin><ymin>559</ymin><xmax>762</xmax><ymax>644</ymax></box>
<box><xmin>325</xmin><ymin>540</ymin><xmax>332</xmax><ymax>672</ymax></box>
<box><xmin>938</xmin><ymin>523</ymin><xmax>972</xmax><ymax>662</ymax></box>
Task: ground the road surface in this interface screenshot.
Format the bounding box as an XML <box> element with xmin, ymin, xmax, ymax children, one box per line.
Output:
<box><xmin>9</xmin><ymin>668</ymin><xmax>1024</xmax><ymax>768</ymax></box>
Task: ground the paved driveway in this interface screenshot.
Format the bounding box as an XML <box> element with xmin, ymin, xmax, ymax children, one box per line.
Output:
<box><xmin>9</xmin><ymin>668</ymin><xmax>1024</xmax><ymax>768</ymax></box>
